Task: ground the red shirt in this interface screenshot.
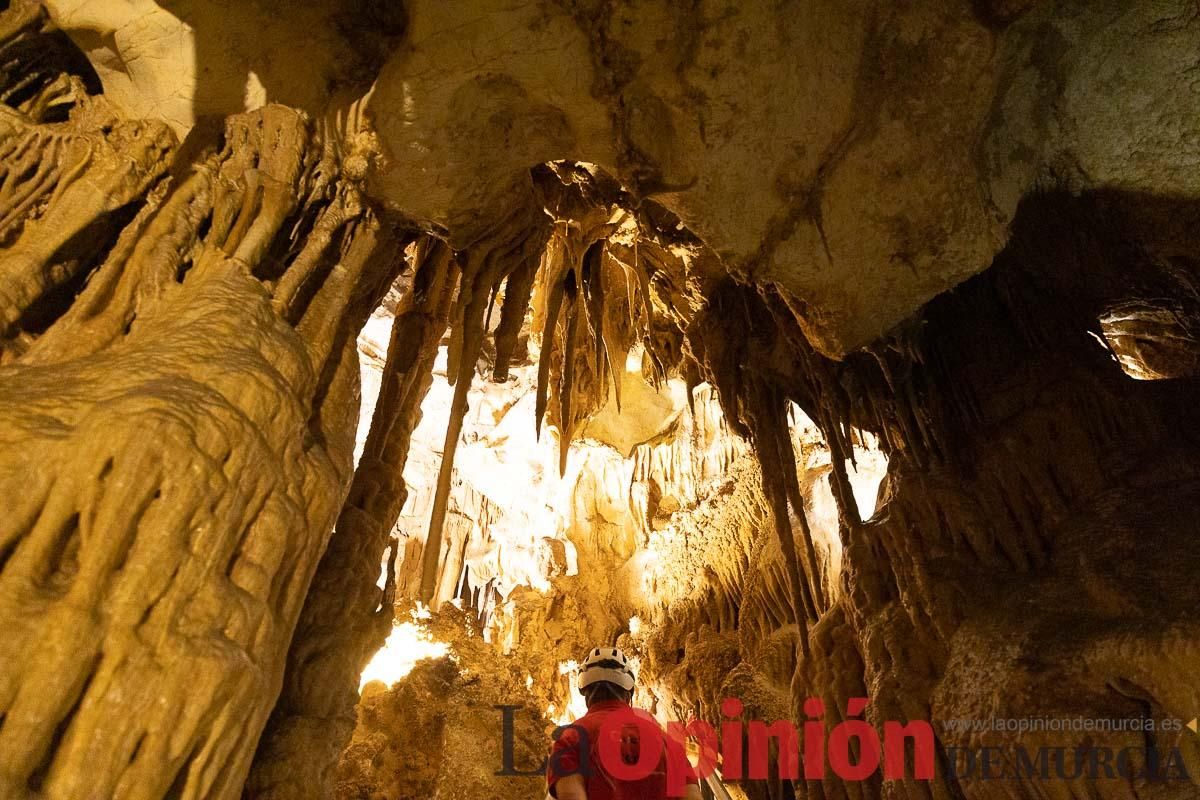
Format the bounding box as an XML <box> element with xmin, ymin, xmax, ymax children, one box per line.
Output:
<box><xmin>547</xmin><ymin>700</ymin><xmax>698</xmax><ymax>799</ymax></box>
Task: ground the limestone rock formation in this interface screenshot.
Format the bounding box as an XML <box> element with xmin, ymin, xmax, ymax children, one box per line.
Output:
<box><xmin>44</xmin><ymin>0</ymin><xmax>1200</xmax><ymax>355</ymax></box>
<box><xmin>0</xmin><ymin>2</ymin><xmax>1198</xmax><ymax>800</ymax></box>
<box><xmin>336</xmin><ymin>608</ymin><xmax>551</xmax><ymax>800</ymax></box>
<box><xmin>0</xmin><ymin>81</ymin><xmax>402</xmax><ymax>796</ymax></box>
<box><xmin>363</xmin><ymin>0</ymin><xmax>1200</xmax><ymax>356</ymax></box>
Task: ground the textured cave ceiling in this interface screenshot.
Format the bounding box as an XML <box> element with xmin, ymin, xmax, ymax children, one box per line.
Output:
<box><xmin>41</xmin><ymin>0</ymin><xmax>1200</xmax><ymax>356</ymax></box>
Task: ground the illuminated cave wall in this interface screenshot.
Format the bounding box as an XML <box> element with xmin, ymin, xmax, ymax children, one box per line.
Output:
<box><xmin>0</xmin><ymin>2</ymin><xmax>1197</xmax><ymax>800</ymax></box>
<box><xmin>340</xmin><ymin>304</ymin><xmax>889</xmax><ymax>798</ymax></box>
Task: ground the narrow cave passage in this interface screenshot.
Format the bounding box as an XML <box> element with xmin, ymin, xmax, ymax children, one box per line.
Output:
<box><xmin>0</xmin><ymin>3</ymin><xmax>1198</xmax><ymax>800</ymax></box>
<box><xmin>340</xmin><ymin>269</ymin><xmax>890</xmax><ymax>798</ymax></box>
<box><xmin>329</xmin><ymin>180</ymin><xmax>1200</xmax><ymax>800</ymax></box>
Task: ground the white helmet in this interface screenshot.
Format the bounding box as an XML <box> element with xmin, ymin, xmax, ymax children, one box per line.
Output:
<box><xmin>578</xmin><ymin>646</ymin><xmax>635</xmax><ymax>692</ymax></box>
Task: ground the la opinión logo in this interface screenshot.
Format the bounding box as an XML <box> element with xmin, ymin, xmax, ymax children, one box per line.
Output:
<box><xmin>496</xmin><ymin>697</ymin><xmax>935</xmax><ymax>794</ymax></box>
<box><xmin>496</xmin><ymin>699</ymin><xmax>1194</xmax><ymax>792</ymax></box>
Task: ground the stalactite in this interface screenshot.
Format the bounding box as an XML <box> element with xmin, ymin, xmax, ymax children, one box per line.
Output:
<box><xmin>246</xmin><ymin>238</ymin><xmax>456</xmax><ymax>799</ymax></box>
<box><xmin>535</xmin><ymin>225</ymin><xmax>568</xmax><ymax>440</ymax></box>
<box><xmin>745</xmin><ymin>388</ymin><xmax>823</xmax><ymax>660</ymax></box>
<box><xmin>491</xmin><ymin>243</ymin><xmax>539</xmax><ymax>381</ymax></box>
<box><xmin>419</xmin><ymin>206</ymin><xmax>550</xmax><ymax>603</ymax></box>
<box><xmin>687</xmin><ymin>282</ymin><xmax>834</xmax><ymax>661</ymax></box>
<box><xmin>529</xmin><ymin>173</ymin><xmax>691</xmax><ymax>479</ymax></box>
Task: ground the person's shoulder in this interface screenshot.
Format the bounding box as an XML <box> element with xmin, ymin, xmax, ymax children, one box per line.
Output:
<box><xmin>556</xmin><ymin>710</ymin><xmax>600</xmax><ymax>734</ymax></box>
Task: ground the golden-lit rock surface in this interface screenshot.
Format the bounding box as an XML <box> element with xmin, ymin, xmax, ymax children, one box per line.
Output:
<box><xmin>42</xmin><ymin>0</ymin><xmax>1200</xmax><ymax>354</ymax></box>
<box><xmin>337</xmin><ymin>607</ymin><xmax>552</xmax><ymax>800</ymax></box>
<box><xmin>0</xmin><ymin>81</ymin><xmax>402</xmax><ymax>796</ymax></box>
<box><xmin>0</xmin><ymin>3</ymin><xmax>1199</xmax><ymax>799</ymax></box>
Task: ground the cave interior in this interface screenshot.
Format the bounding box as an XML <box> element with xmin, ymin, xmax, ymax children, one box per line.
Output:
<box><xmin>0</xmin><ymin>1</ymin><xmax>1198</xmax><ymax>798</ymax></box>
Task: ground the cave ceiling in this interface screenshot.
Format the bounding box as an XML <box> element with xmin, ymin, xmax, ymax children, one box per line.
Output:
<box><xmin>42</xmin><ymin>0</ymin><xmax>1200</xmax><ymax>356</ymax></box>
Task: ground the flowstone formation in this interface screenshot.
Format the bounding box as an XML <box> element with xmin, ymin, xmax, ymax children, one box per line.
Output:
<box><xmin>0</xmin><ymin>52</ymin><xmax>400</xmax><ymax>800</ymax></box>
<box><xmin>681</xmin><ymin>190</ymin><xmax>1200</xmax><ymax>799</ymax></box>
<box><xmin>0</xmin><ymin>1</ymin><xmax>1198</xmax><ymax>800</ymax></box>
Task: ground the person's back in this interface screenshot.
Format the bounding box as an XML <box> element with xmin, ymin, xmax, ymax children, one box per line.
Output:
<box><xmin>546</xmin><ymin>647</ymin><xmax>701</xmax><ymax>800</ymax></box>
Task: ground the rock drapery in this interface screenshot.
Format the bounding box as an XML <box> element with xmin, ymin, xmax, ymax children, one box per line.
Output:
<box><xmin>0</xmin><ymin>1</ymin><xmax>1198</xmax><ymax>799</ymax></box>
<box><xmin>246</xmin><ymin>238</ymin><xmax>458</xmax><ymax>798</ymax></box>
<box><xmin>0</xmin><ymin>10</ymin><xmax>422</xmax><ymax>794</ymax></box>
<box><xmin>0</xmin><ymin>78</ymin><xmax>405</xmax><ymax>800</ymax></box>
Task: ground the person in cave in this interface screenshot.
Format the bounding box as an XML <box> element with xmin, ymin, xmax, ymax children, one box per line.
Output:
<box><xmin>547</xmin><ymin>646</ymin><xmax>703</xmax><ymax>800</ymax></box>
